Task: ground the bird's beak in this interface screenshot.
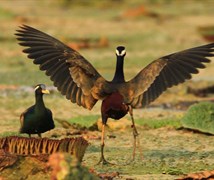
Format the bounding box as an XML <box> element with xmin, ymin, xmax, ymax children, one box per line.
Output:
<box><xmin>42</xmin><ymin>89</ymin><xmax>50</xmax><ymax>94</ymax></box>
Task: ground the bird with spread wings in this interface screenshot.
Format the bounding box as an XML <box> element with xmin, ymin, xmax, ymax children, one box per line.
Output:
<box><xmin>16</xmin><ymin>25</ymin><xmax>214</xmax><ymax>164</ymax></box>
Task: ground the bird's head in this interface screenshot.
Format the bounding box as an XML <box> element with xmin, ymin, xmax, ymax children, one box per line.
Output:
<box><xmin>34</xmin><ymin>84</ymin><xmax>50</xmax><ymax>95</ymax></box>
<box><xmin>116</xmin><ymin>46</ymin><xmax>126</xmax><ymax>57</ymax></box>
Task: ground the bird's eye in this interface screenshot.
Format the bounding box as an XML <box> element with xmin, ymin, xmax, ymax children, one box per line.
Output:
<box><xmin>40</xmin><ymin>84</ymin><xmax>46</xmax><ymax>90</ymax></box>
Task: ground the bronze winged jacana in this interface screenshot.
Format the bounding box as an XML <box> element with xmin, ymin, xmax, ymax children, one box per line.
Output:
<box><xmin>20</xmin><ymin>84</ymin><xmax>55</xmax><ymax>137</ymax></box>
<box><xmin>16</xmin><ymin>25</ymin><xmax>214</xmax><ymax>164</ymax></box>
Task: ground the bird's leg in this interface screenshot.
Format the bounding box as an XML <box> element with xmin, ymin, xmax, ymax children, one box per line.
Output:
<box><xmin>28</xmin><ymin>134</ymin><xmax>31</xmax><ymax>138</ymax></box>
<box><xmin>128</xmin><ymin>106</ymin><xmax>143</xmax><ymax>161</ymax></box>
<box><xmin>97</xmin><ymin>123</ymin><xmax>113</xmax><ymax>165</ymax></box>
<box><xmin>97</xmin><ymin>124</ymin><xmax>108</xmax><ymax>165</ymax></box>
<box><xmin>38</xmin><ymin>133</ymin><xmax>42</xmax><ymax>138</ymax></box>
<box><xmin>100</xmin><ymin>124</ymin><xmax>107</xmax><ymax>162</ymax></box>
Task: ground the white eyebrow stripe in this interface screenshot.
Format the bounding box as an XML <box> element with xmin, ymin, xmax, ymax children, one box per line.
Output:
<box><xmin>34</xmin><ymin>86</ymin><xmax>40</xmax><ymax>90</ymax></box>
<box><xmin>121</xmin><ymin>50</ymin><xmax>126</xmax><ymax>56</ymax></box>
<box><xmin>116</xmin><ymin>49</ymin><xmax>120</xmax><ymax>56</ymax></box>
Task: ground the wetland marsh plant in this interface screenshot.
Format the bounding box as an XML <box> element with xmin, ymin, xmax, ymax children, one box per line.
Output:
<box><xmin>181</xmin><ymin>101</ymin><xmax>214</xmax><ymax>134</ymax></box>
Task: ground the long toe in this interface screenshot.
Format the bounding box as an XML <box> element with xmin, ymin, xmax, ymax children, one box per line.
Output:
<box><xmin>96</xmin><ymin>157</ymin><xmax>115</xmax><ymax>166</ymax></box>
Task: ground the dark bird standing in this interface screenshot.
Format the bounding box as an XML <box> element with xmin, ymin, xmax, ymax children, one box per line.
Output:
<box><xmin>20</xmin><ymin>84</ymin><xmax>55</xmax><ymax>137</ymax></box>
<box><xmin>16</xmin><ymin>25</ymin><xmax>214</xmax><ymax>164</ymax></box>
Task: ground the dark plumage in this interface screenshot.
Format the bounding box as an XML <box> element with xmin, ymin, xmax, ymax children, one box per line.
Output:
<box><xmin>16</xmin><ymin>25</ymin><xmax>214</xmax><ymax>164</ymax></box>
<box><xmin>20</xmin><ymin>84</ymin><xmax>55</xmax><ymax>137</ymax></box>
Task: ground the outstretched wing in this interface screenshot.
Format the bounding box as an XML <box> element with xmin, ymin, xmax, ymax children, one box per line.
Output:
<box><xmin>126</xmin><ymin>43</ymin><xmax>214</xmax><ymax>108</ymax></box>
<box><xmin>15</xmin><ymin>25</ymin><xmax>108</xmax><ymax>110</ymax></box>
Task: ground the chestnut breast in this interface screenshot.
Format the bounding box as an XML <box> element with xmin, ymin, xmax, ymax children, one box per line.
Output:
<box><xmin>101</xmin><ymin>92</ymin><xmax>129</xmax><ymax>120</ymax></box>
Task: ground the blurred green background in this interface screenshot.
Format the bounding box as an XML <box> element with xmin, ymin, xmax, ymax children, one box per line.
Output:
<box><xmin>1</xmin><ymin>0</ymin><xmax>214</xmax><ymax>85</ymax></box>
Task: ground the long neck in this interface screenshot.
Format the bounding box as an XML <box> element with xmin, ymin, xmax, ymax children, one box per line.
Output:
<box><xmin>35</xmin><ymin>93</ymin><xmax>45</xmax><ymax>110</ymax></box>
<box><xmin>112</xmin><ymin>56</ymin><xmax>125</xmax><ymax>83</ymax></box>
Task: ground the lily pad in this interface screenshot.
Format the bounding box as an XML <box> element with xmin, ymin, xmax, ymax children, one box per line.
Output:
<box><xmin>181</xmin><ymin>102</ymin><xmax>214</xmax><ymax>134</ymax></box>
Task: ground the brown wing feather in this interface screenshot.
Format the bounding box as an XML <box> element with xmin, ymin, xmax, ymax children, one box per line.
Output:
<box><xmin>19</xmin><ymin>107</ymin><xmax>30</xmax><ymax>129</ymax></box>
<box><xmin>127</xmin><ymin>43</ymin><xmax>214</xmax><ymax>108</ymax></box>
<box><xmin>15</xmin><ymin>25</ymin><xmax>107</xmax><ymax>110</ymax></box>
<box><xmin>20</xmin><ymin>112</ymin><xmax>25</xmax><ymax>128</ymax></box>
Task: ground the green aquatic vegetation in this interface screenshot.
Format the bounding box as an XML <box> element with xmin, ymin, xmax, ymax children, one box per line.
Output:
<box><xmin>68</xmin><ymin>116</ymin><xmax>181</xmax><ymax>130</ymax></box>
<box><xmin>181</xmin><ymin>101</ymin><xmax>214</xmax><ymax>134</ymax></box>
<box><xmin>135</xmin><ymin>118</ymin><xmax>181</xmax><ymax>129</ymax></box>
<box><xmin>68</xmin><ymin>115</ymin><xmax>99</xmax><ymax>128</ymax></box>
<box><xmin>0</xmin><ymin>131</ymin><xmax>20</xmax><ymax>137</ymax></box>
